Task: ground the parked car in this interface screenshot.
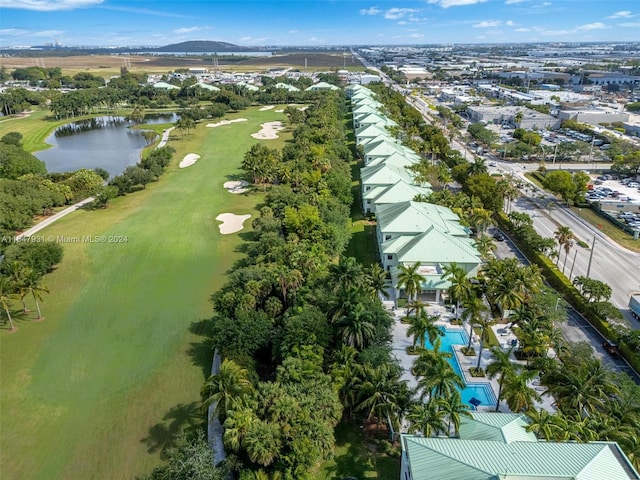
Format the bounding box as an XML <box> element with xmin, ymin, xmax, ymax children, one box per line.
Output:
<box><xmin>492</xmin><ymin>232</ymin><xmax>505</xmax><ymax>242</ymax></box>
<box><xmin>603</xmin><ymin>340</ymin><xmax>619</xmax><ymax>356</ymax></box>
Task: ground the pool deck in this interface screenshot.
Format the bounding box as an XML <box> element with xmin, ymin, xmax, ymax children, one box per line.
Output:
<box><xmin>389</xmin><ymin>301</ymin><xmax>557</xmax><ymax>416</ymax></box>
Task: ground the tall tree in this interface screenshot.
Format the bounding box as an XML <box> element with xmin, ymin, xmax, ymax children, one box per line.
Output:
<box><xmin>460</xmin><ymin>296</ymin><xmax>489</xmax><ymax>351</ymax></box>
<box><xmin>201</xmin><ymin>358</ymin><xmax>253</xmax><ymax>423</ymax></box>
<box><xmin>486</xmin><ymin>346</ymin><xmax>516</xmax><ymax>412</ymax></box>
<box><xmin>554</xmin><ymin>226</ymin><xmax>574</xmax><ymax>273</ymax></box>
<box><xmin>442</xmin><ymin>262</ymin><xmax>472</xmax><ymax>321</ymax></box>
<box><xmin>406</xmin><ymin>399</ymin><xmax>448</xmax><ymax>437</ymax></box>
<box><xmin>0</xmin><ymin>277</ymin><xmax>17</xmax><ymax>332</ymax></box>
<box><xmin>396</xmin><ymin>262</ymin><xmax>425</xmax><ymax>302</ymax></box>
<box><xmin>406</xmin><ymin>311</ymin><xmax>443</xmax><ymax>349</ymax></box>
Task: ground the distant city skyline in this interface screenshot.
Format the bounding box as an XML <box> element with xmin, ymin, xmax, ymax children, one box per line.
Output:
<box><xmin>1</xmin><ymin>0</ymin><xmax>639</xmax><ymax>47</ymax></box>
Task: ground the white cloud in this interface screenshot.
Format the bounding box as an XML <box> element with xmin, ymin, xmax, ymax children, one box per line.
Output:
<box><xmin>505</xmin><ymin>20</ymin><xmax>515</xmax><ymax>26</ymax></box>
<box><xmin>384</xmin><ymin>8</ymin><xmax>418</xmax><ymax>20</ymax></box>
<box><xmin>606</xmin><ymin>11</ymin><xmax>634</xmax><ymax>19</ymax></box>
<box><xmin>515</xmin><ymin>27</ymin><xmax>531</xmax><ymax>32</ymax></box>
<box><xmin>533</xmin><ymin>1</ymin><xmax>551</xmax><ymax>7</ymax></box>
<box><xmin>427</xmin><ymin>0</ymin><xmax>487</xmax><ymax>8</ymax></box>
<box><xmin>619</xmin><ymin>22</ymin><xmax>640</xmax><ymax>27</ymax></box>
<box><xmin>473</xmin><ymin>20</ymin><xmax>502</xmax><ymax>28</ymax></box>
<box><xmin>307</xmin><ymin>37</ymin><xmax>326</xmax><ymax>43</ymax></box>
<box><xmin>1</xmin><ymin>0</ymin><xmax>103</xmax><ymax>11</ymax></box>
<box><xmin>397</xmin><ymin>21</ymin><xmax>408</xmax><ymax>25</ymax></box>
<box><xmin>410</xmin><ymin>33</ymin><xmax>424</xmax><ymax>38</ymax></box>
<box><xmin>504</xmin><ymin>0</ymin><xmax>525</xmax><ymax>4</ymax></box>
<box><xmin>0</xmin><ymin>28</ymin><xmax>29</xmax><ymax>36</ymax></box>
<box><xmin>33</xmin><ymin>29</ymin><xmax>65</xmax><ymax>37</ymax></box>
<box><xmin>359</xmin><ymin>6</ymin><xmax>380</xmax><ymax>15</ymax></box>
<box><xmin>172</xmin><ymin>26</ymin><xmax>209</xmax><ymax>34</ymax></box>
<box><xmin>577</xmin><ymin>22</ymin><xmax>607</xmax><ymax>31</ymax></box>
<box><xmin>288</xmin><ymin>29</ymin><xmax>299</xmax><ymax>34</ymax></box>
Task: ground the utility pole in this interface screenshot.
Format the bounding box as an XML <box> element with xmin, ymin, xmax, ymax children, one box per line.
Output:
<box><xmin>586</xmin><ymin>232</ymin><xmax>596</xmax><ymax>278</ymax></box>
<box><xmin>569</xmin><ymin>249</ymin><xmax>578</xmax><ymax>280</ymax></box>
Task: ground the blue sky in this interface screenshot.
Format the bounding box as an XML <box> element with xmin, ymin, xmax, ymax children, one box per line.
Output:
<box><xmin>1</xmin><ymin>0</ymin><xmax>639</xmax><ymax>47</ymax></box>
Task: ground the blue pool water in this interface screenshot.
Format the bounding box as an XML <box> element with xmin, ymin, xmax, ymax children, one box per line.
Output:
<box><xmin>424</xmin><ymin>327</ymin><xmax>497</xmax><ymax>409</ymax></box>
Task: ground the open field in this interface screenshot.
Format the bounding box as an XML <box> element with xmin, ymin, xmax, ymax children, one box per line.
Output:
<box><xmin>0</xmin><ymin>52</ymin><xmax>364</xmax><ymax>77</ymax></box>
<box><xmin>0</xmin><ymin>107</ymin><xmax>290</xmax><ymax>479</ymax></box>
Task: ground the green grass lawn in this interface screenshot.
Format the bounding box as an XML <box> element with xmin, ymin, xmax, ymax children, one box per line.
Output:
<box><xmin>317</xmin><ymin>422</ymin><xmax>401</xmax><ymax>479</ymax></box>
<box><xmin>0</xmin><ymin>107</ymin><xmax>289</xmax><ymax>479</ymax></box>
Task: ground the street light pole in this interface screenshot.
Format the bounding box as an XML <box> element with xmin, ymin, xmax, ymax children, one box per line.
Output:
<box><xmin>569</xmin><ymin>248</ymin><xmax>578</xmax><ymax>280</ymax></box>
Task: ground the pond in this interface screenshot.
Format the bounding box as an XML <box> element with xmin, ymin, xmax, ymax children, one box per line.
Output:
<box><xmin>35</xmin><ymin>113</ymin><xmax>178</xmax><ymax>178</ymax></box>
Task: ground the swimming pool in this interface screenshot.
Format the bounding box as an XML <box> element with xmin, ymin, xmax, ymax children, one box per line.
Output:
<box><xmin>424</xmin><ymin>327</ymin><xmax>497</xmax><ymax>409</ymax></box>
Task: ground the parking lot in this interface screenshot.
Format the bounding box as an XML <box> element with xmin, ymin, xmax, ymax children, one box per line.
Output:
<box><xmin>586</xmin><ymin>175</ymin><xmax>640</xmax><ymax>229</ymax></box>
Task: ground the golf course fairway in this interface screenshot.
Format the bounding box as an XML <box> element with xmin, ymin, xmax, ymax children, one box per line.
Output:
<box><xmin>0</xmin><ymin>108</ymin><xmax>289</xmax><ymax>479</ymax></box>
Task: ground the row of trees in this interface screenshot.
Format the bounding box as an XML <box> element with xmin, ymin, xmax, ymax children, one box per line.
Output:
<box><xmin>198</xmin><ymin>94</ymin><xmax>397</xmax><ymax>479</ymax></box>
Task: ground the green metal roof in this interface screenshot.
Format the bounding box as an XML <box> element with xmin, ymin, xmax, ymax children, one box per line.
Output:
<box><xmin>367</xmin><ymin>151</ymin><xmax>420</xmax><ymax>169</ymax></box>
<box><xmin>369</xmin><ymin>180</ymin><xmax>432</xmax><ymax>205</ymax></box>
<box><xmin>394</xmin><ymin>227</ymin><xmax>481</xmax><ymax>264</ymax></box>
<box><xmin>459</xmin><ymin>414</ymin><xmax>536</xmax><ymax>444</ymax></box>
<box><xmin>357</xmin><ymin>112</ymin><xmax>397</xmax><ymax>127</ymax></box>
<box><xmin>402</xmin><ymin>435</ymin><xmax>639</xmax><ymax>480</ymax></box>
<box><xmin>355</xmin><ymin>124</ymin><xmax>390</xmax><ymax>139</ymax></box>
<box><xmin>364</xmin><ymin>138</ymin><xmax>404</xmax><ymax>157</ymax></box>
<box><xmin>273</xmin><ymin>82</ymin><xmax>300</xmax><ymax>92</ymax></box>
<box><xmin>360</xmin><ymin>162</ymin><xmax>414</xmax><ymax>186</ymax></box>
<box><xmin>306</xmin><ymin>81</ymin><xmax>340</xmax><ymax>90</ymax></box>
<box><xmin>376</xmin><ymin>201</ymin><xmax>467</xmax><ymax>237</ymax></box>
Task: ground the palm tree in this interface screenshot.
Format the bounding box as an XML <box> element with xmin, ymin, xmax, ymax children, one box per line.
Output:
<box><xmin>23</xmin><ymin>271</ymin><xmax>49</xmax><ymax>320</ymax></box>
<box><xmin>469</xmin><ymin>208</ymin><xmax>493</xmax><ymax>235</ymax></box>
<box><xmin>468</xmin><ymin>157</ymin><xmax>488</xmax><ymax>176</ymax></box>
<box><xmin>396</xmin><ymin>262</ymin><xmax>425</xmax><ymax>302</ymax></box>
<box><xmin>486</xmin><ymin>346</ymin><xmax>516</xmax><ymax>412</ymax></box>
<box><xmin>553</xmin><ymin>226</ymin><xmax>574</xmax><ymax>273</ymax></box>
<box><xmin>474</xmin><ymin>317</ymin><xmax>497</xmax><ymax>371</ymax></box>
<box><xmin>525</xmin><ymin>408</ymin><xmax>565</xmax><ymax>440</ymax></box>
<box><xmin>356</xmin><ymin>364</ymin><xmax>405</xmax><ymax>432</ymax></box>
<box><xmin>223</xmin><ymin>406</ymin><xmax>257</xmax><ymax>453</ymax></box>
<box><xmin>440</xmin><ymin>390</ymin><xmax>473</xmax><ymax>437</ymax></box>
<box><xmin>201</xmin><ymin>358</ymin><xmax>253</xmax><ymax>422</ymax></box>
<box><xmin>542</xmin><ymin>358</ymin><xmax>619</xmax><ymax>414</ymax></box>
<box><xmin>244</xmin><ymin>419</ymin><xmax>281</xmax><ymax>467</ymax></box>
<box><xmin>329</xmin><ymin>256</ymin><xmax>362</xmax><ymax>293</ymax></box>
<box><xmin>442</xmin><ymin>262</ymin><xmax>472</xmax><ymax>321</ymax></box>
<box><xmin>406</xmin><ymin>312</ymin><xmax>443</xmax><ymax>349</ymax></box>
<box><xmin>339</xmin><ymin>303</ymin><xmax>376</xmax><ymax>351</ymax></box>
<box><xmin>406</xmin><ymin>399</ymin><xmax>448</xmax><ymax>437</ymax></box>
<box><xmin>0</xmin><ymin>277</ymin><xmax>17</xmax><ymax>332</ymax></box>
<box><xmin>6</xmin><ymin>261</ymin><xmax>29</xmax><ymax>313</ymax></box>
<box><xmin>364</xmin><ymin>263</ymin><xmax>389</xmax><ymax>301</ymax></box>
<box><xmin>460</xmin><ymin>296</ymin><xmax>489</xmax><ymax>351</ymax></box>
<box><xmin>501</xmin><ymin>367</ymin><xmax>541</xmax><ymax>412</ymax></box>
<box><xmin>474</xmin><ymin>235</ymin><xmax>496</xmax><ymax>262</ymax></box>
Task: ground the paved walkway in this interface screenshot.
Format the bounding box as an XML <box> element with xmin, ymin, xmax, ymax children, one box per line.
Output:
<box><xmin>207</xmin><ymin>350</ymin><xmax>226</xmax><ymax>465</ymax></box>
<box><xmin>15</xmin><ymin>196</ymin><xmax>95</xmax><ymax>240</ymax></box>
<box><xmin>390</xmin><ymin>301</ymin><xmax>556</xmax><ymax>426</ymax></box>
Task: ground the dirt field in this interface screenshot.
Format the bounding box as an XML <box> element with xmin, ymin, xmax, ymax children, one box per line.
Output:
<box><xmin>0</xmin><ymin>52</ymin><xmax>364</xmax><ymax>75</ymax></box>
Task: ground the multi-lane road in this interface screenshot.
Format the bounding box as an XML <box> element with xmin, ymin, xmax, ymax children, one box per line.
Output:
<box><xmin>492</xmin><ymin>159</ymin><xmax>640</xmax><ymax>329</ymax></box>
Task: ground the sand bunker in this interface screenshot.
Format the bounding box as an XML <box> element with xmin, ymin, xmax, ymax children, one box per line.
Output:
<box><xmin>259</xmin><ymin>105</ymin><xmax>275</xmax><ymax>111</ymax></box>
<box><xmin>251</xmin><ymin>121</ymin><xmax>284</xmax><ymax>140</ymax></box>
<box><xmin>206</xmin><ymin>118</ymin><xmax>248</xmax><ymax>128</ymax></box>
<box><xmin>275</xmin><ymin>109</ymin><xmax>284</xmax><ymax>113</ymax></box>
<box><xmin>223</xmin><ymin>180</ymin><xmax>250</xmax><ymax>194</ymax></box>
<box><xmin>216</xmin><ymin>213</ymin><xmax>251</xmax><ymax>234</ymax></box>
<box><xmin>179</xmin><ymin>153</ymin><xmax>200</xmax><ymax>168</ymax></box>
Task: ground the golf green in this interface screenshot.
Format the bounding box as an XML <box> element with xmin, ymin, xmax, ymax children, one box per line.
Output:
<box><xmin>0</xmin><ymin>108</ymin><xmax>289</xmax><ymax>479</ymax></box>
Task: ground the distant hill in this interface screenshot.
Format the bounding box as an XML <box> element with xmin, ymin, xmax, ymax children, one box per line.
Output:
<box><xmin>154</xmin><ymin>41</ymin><xmax>259</xmax><ymax>52</ymax></box>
